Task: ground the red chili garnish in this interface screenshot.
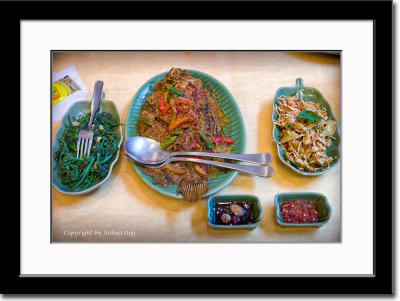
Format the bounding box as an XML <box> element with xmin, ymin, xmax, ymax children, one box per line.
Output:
<box><xmin>168</xmin><ymin>116</ymin><xmax>192</xmax><ymax>132</ymax></box>
<box><xmin>176</xmin><ymin>98</ymin><xmax>192</xmax><ymax>105</ymax></box>
<box><xmin>159</xmin><ymin>96</ymin><xmax>166</xmax><ymax>111</ymax></box>
<box><xmin>176</xmin><ymin>88</ymin><xmax>186</xmax><ymax>96</ymax></box>
<box><xmin>161</xmin><ymin>98</ymin><xmax>192</xmax><ymax>116</ymax></box>
<box><xmin>214</xmin><ymin>136</ymin><xmax>235</xmax><ymax>144</ymax></box>
<box><xmin>161</xmin><ymin>103</ymin><xmax>172</xmax><ymax>116</ymax></box>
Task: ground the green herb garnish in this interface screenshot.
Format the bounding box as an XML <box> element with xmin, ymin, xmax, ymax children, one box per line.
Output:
<box><xmin>171</xmin><ymin>129</ymin><xmax>185</xmax><ymax>136</ymax></box>
<box><xmin>200</xmin><ymin>132</ymin><xmax>213</xmax><ymax>149</ymax></box>
<box><xmin>141</xmin><ymin>117</ymin><xmax>153</xmax><ymax>127</ymax></box>
<box><xmin>160</xmin><ymin>136</ymin><xmax>177</xmax><ymax>149</ymax></box>
<box><xmin>168</xmin><ymin>87</ymin><xmax>185</xmax><ymax>97</ymax></box>
<box><xmin>297</xmin><ymin>110</ymin><xmax>323</xmax><ymax>123</ymax></box>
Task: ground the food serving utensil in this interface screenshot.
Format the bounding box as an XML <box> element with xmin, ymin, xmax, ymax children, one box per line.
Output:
<box><xmin>122</xmin><ymin>152</ymin><xmax>274</xmax><ymax>178</ymax></box>
<box><xmin>124</xmin><ymin>136</ymin><xmax>272</xmax><ymax>166</ymax></box>
<box><xmin>76</xmin><ymin>81</ymin><xmax>104</xmax><ymax>158</ymax></box>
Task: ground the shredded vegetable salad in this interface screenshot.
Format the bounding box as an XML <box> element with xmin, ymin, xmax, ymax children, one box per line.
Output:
<box><xmin>273</xmin><ymin>95</ymin><xmax>338</xmax><ymax>172</ymax></box>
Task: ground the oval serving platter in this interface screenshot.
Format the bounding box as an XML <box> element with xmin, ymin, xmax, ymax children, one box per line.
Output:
<box><xmin>125</xmin><ymin>69</ymin><xmax>247</xmax><ymax>199</ymax></box>
<box><xmin>272</xmin><ymin>78</ymin><xmax>340</xmax><ymax>176</ymax></box>
<box><xmin>52</xmin><ymin>99</ymin><xmax>123</xmax><ymax>195</ymax></box>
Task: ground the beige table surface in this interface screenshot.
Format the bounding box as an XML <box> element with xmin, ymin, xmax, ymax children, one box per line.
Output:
<box><xmin>52</xmin><ymin>51</ymin><xmax>341</xmax><ymax>242</ymax></box>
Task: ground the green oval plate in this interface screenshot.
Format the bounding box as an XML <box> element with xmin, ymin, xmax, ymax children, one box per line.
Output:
<box><xmin>52</xmin><ymin>99</ymin><xmax>123</xmax><ymax>195</ymax></box>
<box><xmin>125</xmin><ymin>69</ymin><xmax>246</xmax><ymax>199</ymax></box>
<box><xmin>272</xmin><ymin>78</ymin><xmax>340</xmax><ymax>176</ymax></box>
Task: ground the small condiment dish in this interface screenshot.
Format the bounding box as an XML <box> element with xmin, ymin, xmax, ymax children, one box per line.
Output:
<box><xmin>207</xmin><ymin>194</ymin><xmax>263</xmax><ymax>230</ymax></box>
<box><xmin>274</xmin><ymin>192</ymin><xmax>331</xmax><ymax>228</ymax></box>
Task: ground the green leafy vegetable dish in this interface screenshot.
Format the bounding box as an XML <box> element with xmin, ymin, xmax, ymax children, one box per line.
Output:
<box><xmin>53</xmin><ymin>101</ymin><xmax>123</xmax><ymax>194</ymax></box>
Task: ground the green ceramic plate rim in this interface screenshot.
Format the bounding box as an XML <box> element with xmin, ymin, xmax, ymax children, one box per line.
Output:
<box><xmin>125</xmin><ymin>69</ymin><xmax>247</xmax><ymax>199</ymax></box>
<box><xmin>272</xmin><ymin>78</ymin><xmax>341</xmax><ymax>176</ymax></box>
<box><xmin>274</xmin><ymin>192</ymin><xmax>332</xmax><ymax>227</ymax></box>
<box><xmin>207</xmin><ymin>194</ymin><xmax>263</xmax><ymax>229</ymax></box>
<box><xmin>52</xmin><ymin>99</ymin><xmax>123</xmax><ymax>195</ymax></box>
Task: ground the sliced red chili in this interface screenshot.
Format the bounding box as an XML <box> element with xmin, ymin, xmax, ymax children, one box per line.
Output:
<box><xmin>175</xmin><ymin>98</ymin><xmax>192</xmax><ymax>105</ymax></box>
<box><xmin>161</xmin><ymin>103</ymin><xmax>172</xmax><ymax>116</ymax></box>
<box><xmin>159</xmin><ymin>96</ymin><xmax>166</xmax><ymax>111</ymax></box>
<box><xmin>168</xmin><ymin>116</ymin><xmax>192</xmax><ymax>131</ymax></box>
<box><xmin>214</xmin><ymin>136</ymin><xmax>235</xmax><ymax>144</ymax></box>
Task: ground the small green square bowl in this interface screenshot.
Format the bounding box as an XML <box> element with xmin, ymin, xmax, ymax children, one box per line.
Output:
<box><xmin>207</xmin><ymin>194</ymin><xmax>263</xmax><ymax>230</ymax></box>
<box><xmin>274</xmin><ymin>192</ymin><xmax>331</xmax><ymax>228</ymax></box>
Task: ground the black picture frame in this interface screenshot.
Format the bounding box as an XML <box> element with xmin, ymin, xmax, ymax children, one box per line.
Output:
<box><xmin>6</xmin><ymin>0</ymin><xmax>393</xmax><ymax>295</ymax></box>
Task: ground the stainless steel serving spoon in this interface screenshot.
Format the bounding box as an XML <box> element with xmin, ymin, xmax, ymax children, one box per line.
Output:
<box><xmin>124</xmin><ymin>136</ymin><xmax>272</xmax><ymax>166</ymax></box>
<box><xmin>122</xmin><ymin>152</ymin><xmax>274</xmax><ymax>178</ymax></box>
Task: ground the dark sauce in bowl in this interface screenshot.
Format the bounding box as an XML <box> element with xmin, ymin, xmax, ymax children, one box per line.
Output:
<box><xmin>214</xmin><ymin>202</ymin><xmax>255</xmax><ymax>225</ymax></box>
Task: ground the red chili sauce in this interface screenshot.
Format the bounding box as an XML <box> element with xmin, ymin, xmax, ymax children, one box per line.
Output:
<box><xmin>281</xmin><ymin>200</ymin><xmax>319</xmax><ymax>223</ymax></box>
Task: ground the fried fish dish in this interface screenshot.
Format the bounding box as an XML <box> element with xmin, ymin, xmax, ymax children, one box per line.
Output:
<box><xmin>137</xmin><ymin>68</ymin><xmax>235</xmax><ymax>201</ymax></box>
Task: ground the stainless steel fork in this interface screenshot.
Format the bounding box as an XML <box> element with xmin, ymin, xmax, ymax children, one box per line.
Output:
<box><xmin>76</xmin><ymin>80</ymin><xmax>104</xmax><ymax>158</ymax></box>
